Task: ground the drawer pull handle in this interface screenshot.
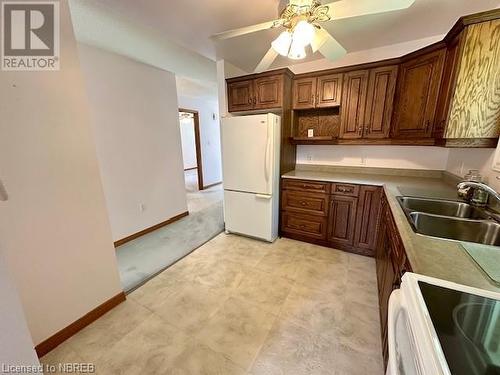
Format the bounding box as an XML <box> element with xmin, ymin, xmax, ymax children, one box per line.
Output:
<box><xmin>300</xmin><ymin>201</ymin><xmax>307</xmax><ymax>206</ymax></box>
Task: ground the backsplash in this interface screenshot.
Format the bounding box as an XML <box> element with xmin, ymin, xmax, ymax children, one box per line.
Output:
<box><xmin>297</xmin><ymin>145</ymin><xmax>450</xmax><ymax>170</ymax></box>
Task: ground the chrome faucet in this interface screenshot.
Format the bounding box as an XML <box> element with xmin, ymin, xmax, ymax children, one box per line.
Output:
<box><xmin>457</xmin><ymin>181</ymin><xmax>500</xmax><ymax>204</ymax></box>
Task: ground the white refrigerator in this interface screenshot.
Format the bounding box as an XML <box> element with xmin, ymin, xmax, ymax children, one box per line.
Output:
<box><xmin>221</xmin><ymin>113</ymin><xmax>281</xmax><ymax>242</ymax></box>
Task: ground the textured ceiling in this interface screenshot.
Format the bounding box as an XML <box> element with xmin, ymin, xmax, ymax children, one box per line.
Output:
<box><xmin>86</xmin><ymin>0</ymin><xmax>500</xmax><ymax>72</ymax></box>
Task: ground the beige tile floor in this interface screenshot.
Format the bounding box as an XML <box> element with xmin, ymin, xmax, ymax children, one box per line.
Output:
<box><xmin>42</xmin><ymin>234</ymin><xmax>384</xmax><ymax>375</ymax></box>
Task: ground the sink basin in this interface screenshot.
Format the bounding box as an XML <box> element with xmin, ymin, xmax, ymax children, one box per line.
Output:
<box><xmin>397</xmin><ymin>196</ymin><xmax>489</xmax><ymax>219</ymax></box>
<box><xmin>397</xmin><ymin>196</ymin><xmax>500</xmax><ymax>245</ymax></box>
<box><xmin>409</xmin><ymin>212</ymin><xmax>500</xmax><ymax>246</ymax></box>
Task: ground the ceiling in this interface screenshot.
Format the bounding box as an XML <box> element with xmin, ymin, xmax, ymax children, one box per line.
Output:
<box><xmin>94</xmin><ymin>0</ymin><xmax>500</xmax><ymax>72</ymax></box>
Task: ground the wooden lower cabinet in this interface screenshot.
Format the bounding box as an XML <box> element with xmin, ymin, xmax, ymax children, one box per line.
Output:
<box><xmin>281</xmin><ymin>211</ymin><xmax>328</xmax><ymax>240</ymax></box>
<box><xmin>281</xmin><ymin>179</ymin><xmax>382</xmax><ymax>255</ymax></box>
<box><xmin>328</xmin><ymin>195</ymin><xmax>358</xmax><ymax>248</ymax></box>
<box><xmin>375</xmin><ymin>193</ymin><xmax>412</xmax><ymax>368</ymax></box>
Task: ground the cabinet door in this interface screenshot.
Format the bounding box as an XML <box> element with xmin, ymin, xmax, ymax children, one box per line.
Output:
<box><xmin>354</xmin><ymin>186</ymin><xmax>382</xmax><ymax>255</ymax></box>
<box><xmin>434</xmin><ymin>35</ymin><xmax>462</xmax><ymax>138</ymax></box>
<box><xmin>293</xmin><ymin>77</ymin><xmax>316</xmax><ymax>109</ymax></box>
<box><xmin>364</xmin><ymin>66</ymin><xmax>398</xmax><ymax>139</ymax></box>
<box><xmin>254</xmin><ymin>75</ymin><xmax>283</xmax><ymax>110</ymax></box>
<box><xmin>392</xmin><ymin>49</ymin><xmax>445</xmax><ymax>138</ymax></box>
<box><xmin>339</xmin><ymin>70</ymin><xmax>369</xmax><ymax>139</ymax></box>
<box><xmin>328</xmin><ymin>195</ymin><xmax>358</xmax><ymax>247</ymax></box>
<box><xmin>227</xmin><ymin>80</ymin><xmax>254</xmax><ymax>112</ymax></box>
<box><xmin>316</xmin><ymin>74</ymin><xmax>343</xmax><ymax>108</ymax></box>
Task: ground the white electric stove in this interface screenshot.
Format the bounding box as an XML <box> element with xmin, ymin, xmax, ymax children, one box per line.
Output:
<box><xmin>387</xmin><ymin>272</ymin><xmax>500</xmax><ymax>375</ymax></box>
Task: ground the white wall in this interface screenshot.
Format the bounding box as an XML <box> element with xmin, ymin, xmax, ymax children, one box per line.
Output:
<box><xmin>0</xmin><ymin>1</ymin><xmax>122</xmax><ymax>346</ymax></box>
<box><xmin>77</xmin><ymin>43</ymin><xmax>187</xmax><ymax>242</ymax></box>
<box><xmin>180</xmin><ymin>117</ymin><xmax>197</xmax><ymax>170</ymax></box>
<box><xmin>69</xmin><ymin>0</ymin><xmax>216</xmax><ymax>84</ymax></box>
<box><xmin>178</xmin><ymin>96</ymin><xmax>222</xmax><ymax>186</ymax></box>
<box><xmin>446</xmin><ymin>148</ymin><xmax>500</xmax><ymax>191</ymax></box>
<box><xmin>297</xmin><ymin>145</ymin><xmax>450</xmax><ymax>170</ymax></box>
<box><xmin>0</xmin><ymin>248</ymin><xmax>40</xmax><ymax>370</ymax></box>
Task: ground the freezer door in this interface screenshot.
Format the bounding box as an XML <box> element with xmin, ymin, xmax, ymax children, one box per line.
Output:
<box><xmin>222</xmin><ymin>114</ymin><xmax>275</xmax><ymax>195</ymax></box>
<box><xmin>223</xmin><ymin>190</ymin><xmax>277</xmax><ymax>242</ymax></box>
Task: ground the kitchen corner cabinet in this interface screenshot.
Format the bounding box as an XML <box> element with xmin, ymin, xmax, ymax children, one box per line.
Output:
<box><xmin>281</xmin><ymin>179</ymin><xmax>382</xmax><ymax>256</ymax></box>
<box><xmin>292</xmin><ymin>74</ymin><xmax>343</xmax><ymax>109</ymax></box>
<box><xmin>439</xmin><ymin>19</ymin><xmax>500</xmax><ymax>146</ymax></box>
<box><xmin>391</xmin><ymin>49</ymin><xmax>446</xmax><ymax>139</ymax></box>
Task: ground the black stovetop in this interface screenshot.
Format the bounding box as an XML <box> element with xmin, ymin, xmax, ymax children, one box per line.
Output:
<box><xmin>419</xmin><ymin>281</ymin><xmax>500</xmax><ymax>375</ymax></box>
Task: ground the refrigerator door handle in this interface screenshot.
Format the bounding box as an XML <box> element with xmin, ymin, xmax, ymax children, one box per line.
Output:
<box><xmin>256</xmin><ymin>194</ymin><xmax>272</xmax><ymax>199</ymax></box>
<box><xmin>264</xmin><ymin>120</ymin><xmax>271</xmax><ymax>184</ymax></box>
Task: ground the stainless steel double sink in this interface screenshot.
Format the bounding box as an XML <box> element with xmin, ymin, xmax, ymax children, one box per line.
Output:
<box><xmin>397</xmin><ymin>196</ymin><xmax>500</xmax><ymax>246</ymax></box>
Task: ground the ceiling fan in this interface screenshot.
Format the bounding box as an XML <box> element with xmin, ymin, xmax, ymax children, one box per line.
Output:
<box><xmin>212</xmin><ymin>0</ymin><xmax>416</xmax><ymax>72</ymax></box>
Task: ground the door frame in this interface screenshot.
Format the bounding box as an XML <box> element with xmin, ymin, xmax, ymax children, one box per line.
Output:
<box><xmin>179</xmin><ymin>108</ymin><xmax>204</xmax><ymax>191</ymax></box>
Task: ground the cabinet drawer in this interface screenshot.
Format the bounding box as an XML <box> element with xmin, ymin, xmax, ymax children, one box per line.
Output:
<box><xmin>283</xmin><ymin>179</ymin><xmax>330</xmax><ymax>194</ymax></box>
<box><xmin>282</xmin><ymin>191</ymin><xmax>329</xmax><ymax>216</ymax></box>
<box><xmin>281</xmin><ymin>212</ymin><xmax>327</xmax><ymax>240</ymax></box>
<box><xmin>331</xmin><ymin>183</ymin><xmax>360</xmax><ymax>196</ymax></box>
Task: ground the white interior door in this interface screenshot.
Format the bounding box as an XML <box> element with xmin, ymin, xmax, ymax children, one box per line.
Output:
<box><xmin>222</xmin><ymin>114</ymin><xmax>273</xmax><ymax>194</ymax></box>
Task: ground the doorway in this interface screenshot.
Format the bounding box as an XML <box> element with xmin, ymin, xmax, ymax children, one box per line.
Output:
<box><xmin>179</xmin><ymin>108</ymin><xmax>203</xmax><ymax>192</ymax></box>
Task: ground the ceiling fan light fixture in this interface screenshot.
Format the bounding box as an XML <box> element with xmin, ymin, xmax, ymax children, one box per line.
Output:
<box><xmin>271</xmin><ymin>30</ymin><xmax>293</xmax><ymax>56</ymax></box>
<box><xmin>292</xmin><ymin>20</ymin><xmax>315</xmax><ymax>47</ymax></box>
<box><xmin>288</xmin><ymin>38</ymin><xmax>306</xmax><ymax>60</ymax></box>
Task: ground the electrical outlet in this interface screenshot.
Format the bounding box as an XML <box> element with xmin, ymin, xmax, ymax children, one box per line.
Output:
<box><xmin>360</xmin><ymin>156</ymin><xmax>366</xmax><ymax>165</ymax></box>
<box><xmin>139</xmin><ymin>203</ymin><xmax>146</xmax><ymax>212</ymax></box>
<box><xmin>307</xmin><ymin>154</ymin><xmax>313</xmax><ymax>161</ymax></box>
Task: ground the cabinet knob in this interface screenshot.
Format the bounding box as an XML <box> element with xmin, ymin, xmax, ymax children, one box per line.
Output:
<box><xmin>301</xmin><ymin>201</ymin><xmax>307</xmax><ymax>206</ymax></box>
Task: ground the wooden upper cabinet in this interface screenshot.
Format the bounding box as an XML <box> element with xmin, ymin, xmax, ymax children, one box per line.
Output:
<box><xmin>293</xmin><ymin>77</ymin><xmax>316</xmax><ymax>109</ymax></box>
<box><xmin>254</xmin><ymin>74</ymin><xmax>283</xmax><ymax>110</ymax></box>
<box><xmin>227</xmin><ymin>79</ymin><xmax>254</xmax><ymax>112</ymax></box>
<box><xmin>434</xmin><ymin>35</ymin><xmax>463</xmax><ymax>138</ymax></box>
<box><xmin>364</xmin><ymin>66</ymin><xmax>398</xmax><ymax>139</ymax></box>
<box><xmin>339</xmin><ymin>70</ymin><xmax>369</xmax><ymax>139</ymax></box>
<box><xmin>444</xmin><ymin>19</ymin><xmax>500</xmax><ymax>141</ymax></box>
<box><xmin>391</xmin><ymin>49</ymin><xmax>446</xmax><ymax>138</ymax></box>
<box><xmin>328</xmin><ymin>195</ymin><xmax>358</xmax><ymax>247</ymax></box>
<box><xmin>316</xmin><ymin>74</ymin><xmax>343</xmax><ymax>108</ymax></box>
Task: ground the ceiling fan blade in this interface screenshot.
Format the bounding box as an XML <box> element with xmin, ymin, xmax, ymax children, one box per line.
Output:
<box><xmin>211</xmin><ymin>21</ymin><xmax>277</xmax><ymax>40</ymax></box>
<box><xmin>313</xmin><ymin>28</ymin><xmax>347</xmax><ymax>61</ymax></box>
<box><xmin>254</xmin><ymin>48</ymin><xmax>279</xmax><ymax>73</ymax></box>
<box><xmin>324</xmin><ymin>0</ymin><xmax>415</xmax><ymax>20</ymax></box>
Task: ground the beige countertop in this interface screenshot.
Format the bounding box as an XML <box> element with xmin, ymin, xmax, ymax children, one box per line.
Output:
<box><xmin>282</xmin><ymin>166</ymin><xmax>500</xmax><ymax>292</ymax></box>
